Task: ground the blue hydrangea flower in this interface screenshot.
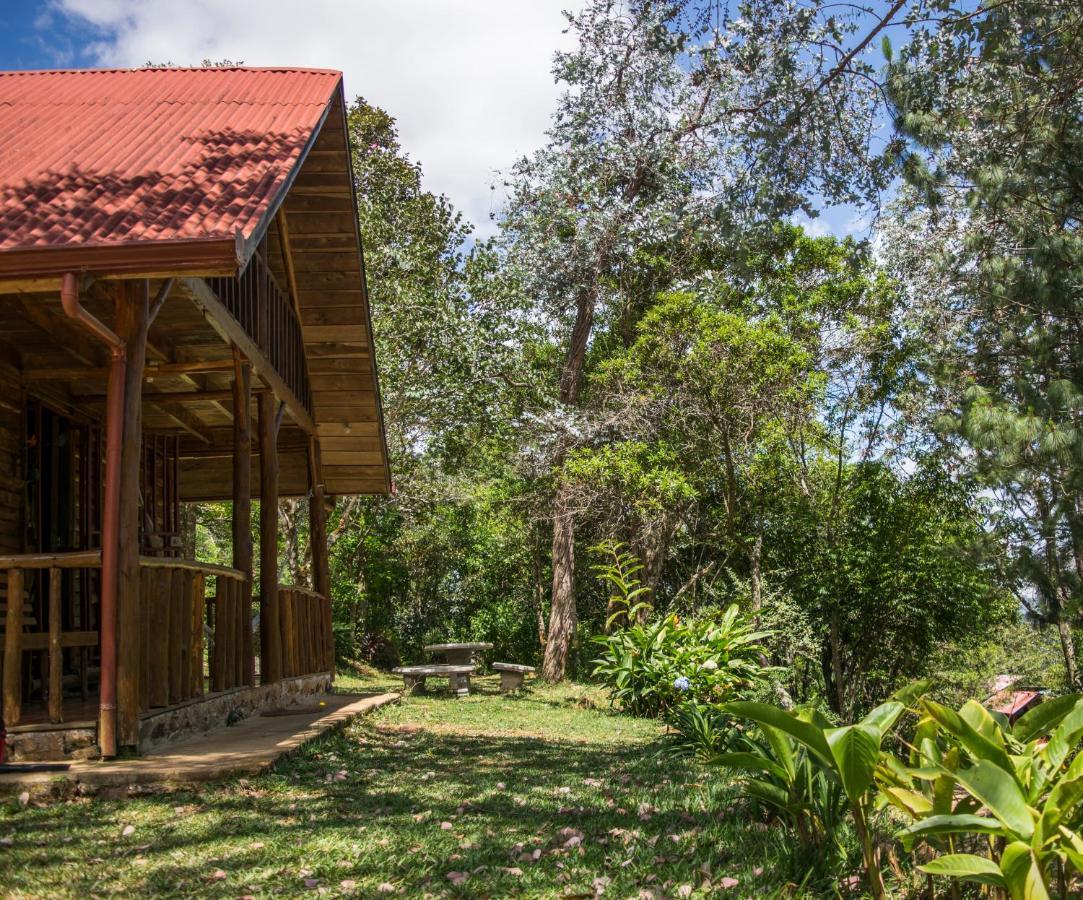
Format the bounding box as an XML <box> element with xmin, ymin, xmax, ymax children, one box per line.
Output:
<box><xmin>673</xmin><ymin>676</ymin><xmax>691</xmax><ymax>692</ymax></box>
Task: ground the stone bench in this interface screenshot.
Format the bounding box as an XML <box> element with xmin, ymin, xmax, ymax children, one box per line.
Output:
<box><xmin>392</xmin><ymin>664</ymin><xmax>475</xmax><ymax>698</ymax></box>
<box><xmin>493</xmin><ymin>662</ymin><xmax>535</xmax><ymax>693</ymax></box>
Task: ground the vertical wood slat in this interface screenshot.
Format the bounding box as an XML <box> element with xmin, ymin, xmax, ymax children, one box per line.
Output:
<box><xmin>3</xmin><ymin>568</ymin><xmax>24</xmax><ymax>726</ymax></box>
<box><xmin>139</xmin><ymin>566</ymin><xmax>151</xmax><ymax>710</ymax></box>
<box><xmin>210</xmin><ymin>586</ymin><xmax>224</xmax><ymax>693</ymax></box>
<box><xmin>48</xmin><ymin>567</ymin><xmax>63</xmax><ymax>723</ymax></box>
<box><xmin>149</xmin><ymin>567</ymin><xmax>170</xmax><ymax>707</ymax></box>
<box><xmin>227</xmin><ymin>578</ymin><xmax>239</xmax><ymax>690</ymax></box>
<box><xmin>233</xmin><ymin>575</ymin><xmax>244</xmax><ymax>689</ymax></box>
<box><xmin>191</xmin><ymin>573</ymin><xmax>205</xmax><ymax>697</ymax></box>
<box><xmin>219</xmin><ymin>578</ymin><xmax>232</xmax><ymax>690</ymax></box>
<box><xmin>169</xmin><ymin>569</ymin><xmax>186</xmax><ymax>702</ymax></box>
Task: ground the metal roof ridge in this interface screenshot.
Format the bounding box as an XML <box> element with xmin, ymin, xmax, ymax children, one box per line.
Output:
<box><xmin>0</xmin><ymin>66</ymin><xmax>343</xmax><ymax>77</ymax></box>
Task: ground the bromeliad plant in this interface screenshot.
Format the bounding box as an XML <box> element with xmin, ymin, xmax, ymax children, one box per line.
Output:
<box><xmin>884</xmin><ymin>694</ymin><xmax>1083</xmax><ymax>899</ymax></box>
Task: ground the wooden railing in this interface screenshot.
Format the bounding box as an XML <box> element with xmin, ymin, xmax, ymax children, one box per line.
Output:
<box><xmin>208</xmin><ymin>252</ymin><xmax>312</xmax><ymax>417</ymax></box>
<box><xmin>0</xmin><ymin>553</ymin><xmax>248</xmax><ymax>727</ymax></box>
<box><xmin>278</xmin><ymin>586</ymin><xmax>333</xmax><ymax>677</ymax></box>
<box><xmin>139</xmin><ymin>558</ymin><xmax>246</xmax><ymax>704</ymax></box>
<box><xmin>1</xmin><ymin>551</ymin><xmax>102</xmax><ymax>727</ymax></box>
<box><xmin>205</xmin><ymin>566</ymin><xmax>252</xmax><ymax>693</ymax></box>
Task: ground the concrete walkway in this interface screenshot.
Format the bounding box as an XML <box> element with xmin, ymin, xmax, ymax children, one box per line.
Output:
<box><xmin>0</xmin><ymin>691</ymin><xmax>397</xmax><ymax>798</ymax></box>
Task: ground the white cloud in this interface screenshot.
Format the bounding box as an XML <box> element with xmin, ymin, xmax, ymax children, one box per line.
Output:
<box><xmin>52</xmin><ymin>0</ymin><xmax>580</xmax><ymax>235</ymax></box>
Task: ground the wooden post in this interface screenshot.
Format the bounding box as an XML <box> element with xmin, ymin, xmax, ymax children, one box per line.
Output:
<box><xmin>259</xmin><ymin>392</ymin><xmax>282</xmax><ymax>683</ymax></box>
<box><xmin>232</xmin><ymin>351</ymin><xmax>254</xmax><ymax>686</ymax></box>
<box><xmin>3</xmin><ymin>568</ymin><xmax>24</xmax><ymax>726</ymax></box>
<box><xmin>48</xmin><ymin>567</ymin><xmax>63</xmax><ymax>723</ymax></box>
<box><xmin>116</xmin><ymin>280</ymin><xmax>149</xmax><ymax>748</ymax></box>
<box><xmin>308</xmin><ymin>438</ymin><xmax>333</xmax><ymax>677</ymax></box>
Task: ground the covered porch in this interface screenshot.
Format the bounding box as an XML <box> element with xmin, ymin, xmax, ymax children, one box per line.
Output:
<box><xmin>0</xmin><ymin>67</ymin><xmax>390</xmax><ymax>759</ymax></box>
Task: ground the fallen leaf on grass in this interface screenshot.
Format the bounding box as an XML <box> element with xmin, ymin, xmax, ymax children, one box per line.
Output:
<box><xmin>121</xmin><ymin>825</ymin><xmax>135</xmax><ymax>837</ymax></box>
<box><xmin>677</xmin><ymin>886</ymin><xmax>693</xmax><ymax>898</ymax></box>
<box><xmin>206</xmin><ymin>870</ymin><xmax>227</xmax><ymax>882</ymax></box>
<box><xmin>339</xmin><ymin>879</ymin><xmax>356</xmax><ymax>893</ymax></box>
<box><xmin>303</xmin><ymin>877</ymin><xmax>319</xmax><ymax>889</ymax></box>
<box><xmin>376</xmin><ymin>884</ymin><xmax>395</xmax><ymax>894</ymax></box>
<box><xmin>446</xmin><ymin>871</ymin><xmax>469</xmax><ymax>886</ymax></box>
<box><xmin>440</xmin><ymin>821</ymin><xmax>453</xmax><ymax>830</ymax></box>
<box><xmin>718</xmin><ymin>876</ymin><xmax>739</xmax><ymax>889</ymax></box>
<box><xmin>502</xmin><ymin>867</ymin><xmax>523</xmax><ymax>877</ymax></box>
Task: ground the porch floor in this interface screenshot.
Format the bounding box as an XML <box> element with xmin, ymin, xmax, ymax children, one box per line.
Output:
<box><xmin>0</xmin><ymin>691</ymin><xmax>398</xmax><ymax>797</ymax></box>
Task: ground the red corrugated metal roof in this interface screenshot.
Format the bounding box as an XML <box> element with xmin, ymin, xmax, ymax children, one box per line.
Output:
<box><xmin>0</xmin><ymin>67</ymin><xmax>341</xmax><ymax>270</ymax></box>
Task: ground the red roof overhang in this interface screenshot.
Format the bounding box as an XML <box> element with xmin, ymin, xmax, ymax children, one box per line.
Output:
<box><xmin>0</xmin><ymin>66</ymin><xmax>341</xmax><ymax>279</ymax></box>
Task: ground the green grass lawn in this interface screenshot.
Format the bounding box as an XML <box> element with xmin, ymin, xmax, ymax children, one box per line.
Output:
<box><xmin>0</xmin><ymin>674</ymin><xmax>809</xmax><ymax>898</ymax></box>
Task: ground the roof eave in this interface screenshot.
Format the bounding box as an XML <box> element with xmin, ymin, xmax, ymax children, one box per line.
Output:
<box><xmin>0</xmin><ymin>233</ymin><xmax>242</xmax><ymax>282</ymax></box>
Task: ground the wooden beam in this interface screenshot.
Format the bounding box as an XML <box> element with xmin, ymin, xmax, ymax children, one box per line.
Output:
<box><xmin>154</xmin><ymin>401</ymin><xmax>213</xmax><ymax>445</ymax></box>
<box><xmin>17</xmin><ymin>297</ymin><xmax>107</xmax><ymax>368</ymax></box>
<box><xmin>181</xmin><ymin>277</ymin><xmax>316</xmax><ymax>434</ymax></box>
<box><xmin>116</xmin><ymin>280</ymin><xmax>150</xmax><ymax>749</ymax></box>
<box><xmin>259</xmin><ymin>390</ymin><xmax>282</xmax><ymax>683</ymax></box>
<box><xmin>21</xmin><ymin>359</ymin><xmax>236</xmax><ymax>382</ymax></box>
<box><xmin>75</xmin><ymin>389</ymin><xmax>236</xmax><ymax>405</ymax></box>
<box><xmin>232</xmin><ymin>351</ymin><xmax>255</xmax><ymax>687</ymax></box>
<box><xmin>275</xmin><ymin>208</ymin><xmax>303</xmax><ymax>319</ymax></box>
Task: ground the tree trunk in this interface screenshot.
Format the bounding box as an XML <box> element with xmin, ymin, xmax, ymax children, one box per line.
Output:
<box><xmin>542</xmin><ymin>479</ymin><xmax>577</xmax><ymax>681</ymax></box>
<box><xmin>1057</xmin><ymin>613</ymin><xmax>1081</xmax><ymax>692</ymax></box>
<box><xmin>828</xmin><ymin>611</ymin><xmax>847</xmax><ymax>718</ymax></box>
<box><xmin>749</xmin><ymin>528</ymin><xmax>764</xmax><ymax>616</ymax></box>
<box><xmin>533</xmin><ymin>536</ymin><xmax>548</xmax><ymax>649</ymax></box>
<box><xmin>279</xmin><ymin>500</ymin><xmax>304</xmax><ymax>585</ymax></box>
<box><xmin>542</xmin><ymin>279</ymin><xmax>599</xmax><ymax>681</ymax></box>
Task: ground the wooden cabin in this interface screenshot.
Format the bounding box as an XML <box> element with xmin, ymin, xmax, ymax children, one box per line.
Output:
<box><xmin>0</xmin><ymin>67</ymin><xmax>389</xmax><ymax>760</ymax></box>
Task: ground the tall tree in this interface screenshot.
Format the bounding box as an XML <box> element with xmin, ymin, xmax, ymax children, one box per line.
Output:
<box><xmin>882</xmin><ymin>0</ymin><xmax>1083</xmax><ymax>686</ymax></box>
<box><xmin>499</xmin><ymin>0</ymin><xmax>900</xmax><ymax>680</ymax></box>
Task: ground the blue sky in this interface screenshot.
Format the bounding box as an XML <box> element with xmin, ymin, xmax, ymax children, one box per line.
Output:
<box><xmin>0</xmin><ymin>2</ymin><xmax>100</xmax><ymax>70</ymax></box>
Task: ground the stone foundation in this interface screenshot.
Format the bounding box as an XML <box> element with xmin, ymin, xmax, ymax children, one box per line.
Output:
<box><xmin>139</xmin><ymin>672</ymin><xmax>332</xmax><ymax>753</ymax></box>
<box><xmin>4</xmin><ymin>725</ymin><xmax>99</xmax><ymax>763</ymax></box>
<box><xmin>4</xmin><ymin>672</ymin><xmax>332</xmax><ymax>762</ymax></box>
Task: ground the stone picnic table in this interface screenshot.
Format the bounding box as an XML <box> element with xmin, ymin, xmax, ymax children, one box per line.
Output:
<box><xmin>423</xmin><ymin>642</ymin><xmax>493</xmax><ymax>667</ymax></box>
<box><xmin>392</xmin><ymin>664</ymin><xmax>475</xmax><ymax>698</ymax></box>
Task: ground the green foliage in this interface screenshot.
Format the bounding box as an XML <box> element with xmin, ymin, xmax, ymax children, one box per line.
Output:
<box><xmin>720</xmin><ymin>690</ymin><xmax>914</xmax><ymax>899</ymax></box>
<box><xmin>662</xmin><ymin>701</ymin><xmax>742</xmax><ymax>762</ymax></box>
<box><xmin>885</xmin><ymin>693</ymin><xmax>1083</xmax><ymax>898</ymax></box>
<box><xmin>762</xmin><ymin>458</ymin><xmax>1013</xmax><ymax>718</ymax></box>
<box><xmin>712</xmin><ymin>711</ymin><xmax>850</xmax><ymax>875</ymax></box>
<box><xmin>592</xmin><ymin>604</ymin><xmax>769</xmax><ymax>719</ymax></box>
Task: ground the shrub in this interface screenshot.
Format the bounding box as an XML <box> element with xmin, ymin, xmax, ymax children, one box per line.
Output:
<box><xmin>592</xmin><ymin>605</ymin><xmax>769</xmax><ymax>718</ymax></box>
<box><xmin>663</xmin><ymin>700</ymin><xmax>743</xmax><ymax>760</ymax></box>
